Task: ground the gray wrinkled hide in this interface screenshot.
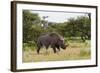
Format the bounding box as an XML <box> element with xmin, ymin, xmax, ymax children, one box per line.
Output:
<box><xmin>37</xmin><ymin>32</ymin><xmax>67</xmax><ymax>54</ymax></box>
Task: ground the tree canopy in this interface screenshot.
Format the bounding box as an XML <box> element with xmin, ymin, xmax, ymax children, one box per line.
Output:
<box><xmin>23</xmin><ymin>11</ymin><xmax>91</xmax><ymax>44</ymax></box>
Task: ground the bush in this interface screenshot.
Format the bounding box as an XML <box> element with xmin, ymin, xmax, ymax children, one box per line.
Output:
<box><xmin>23</xmin><ymin>42</ymin><xmax>36</xmax><ymax>51</ymax></box>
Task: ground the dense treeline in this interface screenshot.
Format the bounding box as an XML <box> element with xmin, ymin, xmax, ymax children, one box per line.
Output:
<box><xmin>23</xmin><ymin>10</ymin><xmax>91</xmax><ymax>45</ymax></box>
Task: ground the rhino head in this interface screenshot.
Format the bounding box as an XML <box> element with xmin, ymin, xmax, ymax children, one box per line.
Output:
<box><xmin>58</xmin><ymin>38</ymin><xmax>69</xmax><ymax>50</ymax></box>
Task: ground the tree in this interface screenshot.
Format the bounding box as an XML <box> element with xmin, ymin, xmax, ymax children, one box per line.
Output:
<box><xmin>23</xmin><ymin>10</ymin><xmax>40</xmax><ymax>43</ymax></box>
<box><xmin>65</xmin><ymin>16</ymin><xmax>91</xmax><ymax>42</ymax></box>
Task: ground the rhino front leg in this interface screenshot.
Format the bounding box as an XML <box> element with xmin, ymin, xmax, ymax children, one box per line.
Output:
<box><xmin>53</xmin><ymin>47</ymin><xmax>57</xmax><ymax>53</ymax></box>
<box><xmin>56</xmin><ymin>45</ymin><xmax>60</xmax><ymax>51</ymax></box>
<box><xmin>51</xmin><ymin>45</ymin><xmax>57</xmax><ymax>53</ymax></box>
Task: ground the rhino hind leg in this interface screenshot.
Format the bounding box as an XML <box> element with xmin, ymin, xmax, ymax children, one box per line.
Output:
<box><xmin>37</xmin><ymin>47</ymin><xmax>40</xmax><ymax>54</ymax></box>
<box><xmin>37</xmin><ymin>44</ymin><xmax>42</xmax><ymax>54</ymax></box>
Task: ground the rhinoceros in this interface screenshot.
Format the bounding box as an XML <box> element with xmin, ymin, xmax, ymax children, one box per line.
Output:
<box><xmin>36</xmin><ymin>32</ymin><xmax>68</xmax><ymax>54</ymax></box>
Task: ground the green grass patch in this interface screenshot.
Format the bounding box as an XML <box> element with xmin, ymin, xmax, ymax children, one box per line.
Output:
<box><xmin>80</xmin><ymin>48</ymin><xmax>91</xmax><ymax>57</ymax></box>
<box><xmin>23</xmin><ymin>43</ymin><xmax>36</xmax><ymax>51</ymax></box>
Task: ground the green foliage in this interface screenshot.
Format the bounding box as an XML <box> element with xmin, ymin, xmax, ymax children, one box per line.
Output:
<box><xmin>49</xmin><ymin>23</ymin><xmax>67</xmax><ymax>36</ymax></box>
<box><xmin>23</xmin><ymin>10</ymin><xmax>91</xmax><ymax>51</ymax></box>
<box><xmin>80</xmin><ymin>48</ymin><xmax>91</xmax><ymax>57</ymax></box>
<box><xmin>23</xmin><ymin>42</ymin><xmax>36</xmax><ymax>51</ymax></box>
<box><xmin>22</xmin><ymin>11</ymin><xmax>91</xmax><ymax>62</ymax></box>
<box><xmin>65</xmin><ymin>16</ymin><xmax>91</xmax><ymax>42</ymax></box>
<box><xmin>23</xmin><ymin>10</ymin><xmax>41</xmax><ymax>43</ymax></box>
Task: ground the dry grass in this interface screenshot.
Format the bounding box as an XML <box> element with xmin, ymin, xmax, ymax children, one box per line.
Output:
<box><xmin>23</xmin><ymin>41</ymin><xmax>91</xmax><ymax>62</ymax></box>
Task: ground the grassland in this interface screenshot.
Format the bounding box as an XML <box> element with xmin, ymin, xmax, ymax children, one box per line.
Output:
<box><xmin>23</xmin><ymin>40</ymin><xmax>91</xmax><ymax>62</ymax></box>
